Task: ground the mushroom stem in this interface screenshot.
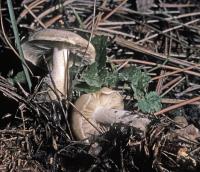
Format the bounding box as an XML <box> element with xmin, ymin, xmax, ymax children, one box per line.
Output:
<box><xmin>93</xmin><ymin>107</ymin><xmax>129</xmax><ymax>124</ymax></box>
<box><xmin>22</xmin><ymin>29</ymin><xmax>96</xmax><ymax>101</ymax></box>
<box><xmin>50</xmin><ymin>46</ymin><xmax>69</xmax><ymax>99</ymax></box>
<box><xmin>93</xmin><ymin>107</ymin><xmax>151</xmax><ymax>132</ymax></box>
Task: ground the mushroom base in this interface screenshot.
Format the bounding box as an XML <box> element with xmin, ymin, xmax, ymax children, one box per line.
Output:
<box><xmin>93</xmin><ymin>108</ymin><xmax>151</xmax><ymax>132</ymax></box>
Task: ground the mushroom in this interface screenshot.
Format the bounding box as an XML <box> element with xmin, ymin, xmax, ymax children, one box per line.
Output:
<box><xmin>22</xmin><ymin>29</ymin><xmax>96</xmax><ymax>100</ymax></box>
<box><xmin>71</xmin><ymin>87</ymin><xmax>151</xmax><ymax>140</ymax></box>
<box><xmin>71</xmin><ymin>87</ymin><xmax>124</xmax><ymax>140</ymax></box>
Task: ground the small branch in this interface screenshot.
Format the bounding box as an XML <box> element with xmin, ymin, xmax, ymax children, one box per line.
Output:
<box><xmin>151</xmin><ymin>64</ymin><xmax>200</xmax><ymax>81</ymax></box>
<box><xmin>161</xmin><ymin>98</ymin><xmax>200</xmax><ymax>105</ymax></box>
<box><xmin>24</xmin><ymin>4</ymin><xmax>47</xmax><ymax>29</ymax></box>
<box><xmin>114</xmin><ymin>37</ymin><xmax>200</xmax><ymax>71</ymax></box>
<box><xmin>137</xmin><ymin>19</ymin><xmax>200</xmax><ymax>44</ymax></box>
<box><xmin>110</xmin><ymin>59</ymin><xmax>200</xmax><ymax>77</ymax></box>
<box><xmin>161</xmin><ymin>77</ymin><xmax>185</xmax><ymax>97</ymax></box>
<box><xmin>155</xmin><ymin>96</ymin><xmax>200</xmax><ymax>116</ymax></box>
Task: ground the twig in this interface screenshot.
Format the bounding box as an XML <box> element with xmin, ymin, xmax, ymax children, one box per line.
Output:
<box><xmin>156</xmin><ymin>70</ymin><xmax>165</xmax><ymax>95</ymax></box>
<box><xmin>44</xmin><ymin>14</ymin><xmax>62</xmax><ymax>28</ymax></box>
<box><xmin>114</xmin><ymin>37</ymin><xmax>200</xmax><ymax>70</ymax></box>
<box><xmin>111</xmin><ymin>59</ymin><xmax>200</xmax><ymax>77</ymax></box>
<box><xmin>151</xmin><ymin>64</ymin><xmax>200</xmax><ymax>81</ymax></box>
<box><xmin>137</xmin><ymin>19</ymin><xmax>200</xmax><ymax>44</ymax></box>
<box><xmin>101</xmin><ymin>0</ymin><xmax>128</xmax><ymax>22</ymax></box>
<box><xmin>161</xmin><ymin>98</ymin><xmax>200</xmax><ymax>105</ymax></box>
<box><xmin>155</xmin><ymin>96</ymin><xmax>200</xmax><ymax>115</ymax></box>
<box><xmin>30</xmin><ymin>0</ymin><xmax>75</xmax><ymax>28</ymax></box>
<box><xmin>24</xmin><ymin>4</ymin><xmax>47</xmax><ymax>29</ymax></box>
<box><xmin>97</xmin><ymin>27</ymin><xmax>137</xmax><ymax>39</ymax></box>
<box><xmin>161</xmin><ymin>77</ymin><xmax>185</xmax><ymax>97</ymax></box>
<box><xmin>17</xmin><ymin>0</ymin><xmax>46</xmax><ymax>23</ymax></box>
<box><xmin>161</xmin><ymin>76</ymin><xmax>182</xmax><ymax>91</ymax></box>
<box><xmin>175</xmin><ymin>85</ymin><xmax>200</xmax><ymax>97</ymax></box>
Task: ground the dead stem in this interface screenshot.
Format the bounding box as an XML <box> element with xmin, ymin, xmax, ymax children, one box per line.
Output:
<box><xmin>155</xmin><ymin>96</ymin><xmax>200</xmax><ymax>116</ymax></box>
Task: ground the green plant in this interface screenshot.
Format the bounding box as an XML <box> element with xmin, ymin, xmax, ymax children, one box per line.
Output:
<box><xmin>138</xmin><ymin>91</ymin><xmax>162</xmax><ymax>113</ymax></box>
<box><xmin>8</xmin><ymin>71</ymin><xmax>27</xmax><ymax>85</ymax></box>
<box><xmin>7</xmin><ymin>0</ymin><xmax>32</xmax><ymax>90</ymax></box>
<box><xmin>74</xmin><ymin>35</ymin><xmax>162</xmax><ymax>113</ymax></box>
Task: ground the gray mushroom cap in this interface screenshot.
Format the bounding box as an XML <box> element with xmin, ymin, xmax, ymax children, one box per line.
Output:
<box><xmin>21</xmin><ymin>29</ymin><xmax>96</xmax><ymax>66</ymax></box>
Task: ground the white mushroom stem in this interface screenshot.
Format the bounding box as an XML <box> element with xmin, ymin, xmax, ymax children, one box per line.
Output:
<box><xmin>92</xmin><ymin>107</ymin><xmax>151</xmax><ymax>132</ymax></box>
<box><xmin>50</xmin><ymin>46</ymin><xmax>69</xmax><ymax>99</ymax></box>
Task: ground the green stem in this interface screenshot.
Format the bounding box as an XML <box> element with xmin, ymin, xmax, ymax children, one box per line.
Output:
<box><xmin>7</xmin><ymin>0</ymin><xmax>32</xmax><ymax>91</ymax></box>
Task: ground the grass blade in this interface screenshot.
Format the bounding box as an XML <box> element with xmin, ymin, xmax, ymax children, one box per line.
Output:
<box><xmin>7</xmin><ymin>0</ymin><xmax>32</xmax><ymax>91</ymax></box>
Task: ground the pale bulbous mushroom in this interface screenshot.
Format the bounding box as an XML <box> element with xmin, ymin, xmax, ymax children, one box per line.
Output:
<box><xmin>71</xmin><ymin>87</ymin><xmax>124</xmax><ymax>140</ymax></box>
<box><xmin>71</xmin><ymin>87</ymin><xmax>151</xmax><ymax>140</ymax></box>
<box><xmin>22</xmin><ymin>29</ymin><xmax>96</xmax><ymax>100</ymax></box>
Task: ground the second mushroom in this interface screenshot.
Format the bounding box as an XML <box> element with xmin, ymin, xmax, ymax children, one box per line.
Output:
<box><xmin>71</xmin><ymin>87</ymin><xmax>151</xmax><ymax>140</ymax></box>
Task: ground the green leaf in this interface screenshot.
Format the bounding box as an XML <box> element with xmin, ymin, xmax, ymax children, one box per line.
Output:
<box><xmin>74</xmin><ymin>36</ymin><xmax>112</xmax><ymax>93</ymax></box>
<box><xmin>98</xmin><ymin>67</ymin><xmax>107</xmax><ymax>82</ymax></box>
<box><xmin>119</xmin><ymin>67</ymin><xmax>151</xmax><ymax>99</ymax></box>
<box><xmin>77</xmin><ymin>63</ymin><xmax>119</xmax><ymax>93</ymax></box>
<box><xmin>82</xmin><ymin>63</ymin><xmax>103</xmax><ymax>87</ymax></box>
<box><xmin>91</xmin><ymin>36</ymin><xmax>107</xmax><ymax>69</ymax></box>
<box><xmin>118</xmin><ymin>67</ymin><xmax>134</xmax><ymax>81</ymax></box>
<box><xmin>104</xmin><ymin>72</ymin><xmax>119</xmax><ymax>86</ymax></box>
<box><xmin>7</xmin><ymin>71</ymin><xmax>27</xmax><ymax>85</ymax></box>
<box><xmin>138</xmin><ymin>91</ymin><xmax>162</xmax><ymax>113</ymax></box>
<box><xmin>13</xmin><ymin>71</ymin><xmax>27</xmax><ymax>84</ymax></box>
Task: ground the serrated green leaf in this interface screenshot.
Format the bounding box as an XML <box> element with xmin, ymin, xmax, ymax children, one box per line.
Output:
<box><xmin>119</xmin><ymin>67</ymin><xmax>151</xmax><ymax>99</ymax></box>
<box><xmin>132</xmin><ymin>70</ymin><xmax>150</xmax><ymax>90</ymax></box>
<box><xmin>104</xmin><ymin>72</ymin><xmax>118</xmax><ymax>86</ymax></box>
<box><xmin>138</xmin><ymin>91</ymin><xmax>162</xmax><ymax>113</ymax></box>
<box><xmin>82</xmin><ymin>63</ymin><xmax>102</xmax><ymax>87</ymax></box>
<box><xmin>81</xmin><ymin>62</ymin><xmax>117</xmax><ymax>89</ymax></box>
<box><xmin>118</xmin><ymin>67</ymin><xmax>136</xmax><ymax>81</ymax></box>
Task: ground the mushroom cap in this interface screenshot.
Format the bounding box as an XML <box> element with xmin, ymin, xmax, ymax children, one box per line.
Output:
<box><xmin>71</xmin><ymin>87</ymin><xmax>124</xmax><ymax>140</ymax></box>
<box><xmin>21</xmin><ymin>29</ymin><xmax>96</xmax><ymax>66</ymax></box>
